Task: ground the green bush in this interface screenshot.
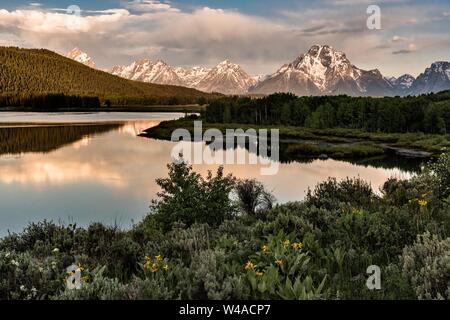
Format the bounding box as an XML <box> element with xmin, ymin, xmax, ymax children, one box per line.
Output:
<box><xmin>151</xmin><ymin>162</ymin><xmax>236</xmax><ymax>231</ymax></box>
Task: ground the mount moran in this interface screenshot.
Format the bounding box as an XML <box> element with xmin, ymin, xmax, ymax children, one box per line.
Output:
<box><xmin>67</xmin><ymin>45</ymin><xmax>450</xmax><ymax>96</ymax></box>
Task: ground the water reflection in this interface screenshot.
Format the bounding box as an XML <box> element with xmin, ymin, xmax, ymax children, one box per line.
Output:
<box><xmin>201</xmin><ymin>135</ymin><xmax>423</xmax><ymax>173</ymax></box>
<box><xmin>0</xmin><ymin>113</ymin><xmax>417</xmax><ymax>236</ymax></box>
<box><xmin>0</xmin><ymin>124</ymin><xmax>121</xmax><ymax>156</ymax></box>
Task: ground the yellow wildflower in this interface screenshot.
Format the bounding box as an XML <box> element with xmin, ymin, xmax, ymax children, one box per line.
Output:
<box><xmin>255</xmin><ymin>272</ymin><xmax>264</xmax><ymax>277</ymax></box>
<box><xmin>144</xmin><ymin>256</ymin><xmax>152</xmax><ymax>269</ymax></box>
<box><xmin>151</xmin><ymin>263</ymin><xmax>158</xmax><ymax>273</ymax></box>
<box><xmin>163</xmin><ymin>264</ymin><xmax>169</xmax><ymax>272</ymax></box>
<box><xmin>261</xmin><ymin>245</ymin><xmax>269</xmax><ymax>253</ymax></box>
<box><xmin>418</xmin><ymin>199</ymin><xmax>428</xmax><ymax>207</ymax></box>
<box><xmin>275</xmin><ymin>259</ymin><xmax>283</xmax><ymax>267</ymax></box>
<box><xmin>155</xmin><ymin>255</ymin><xmax>162</xmax><ymax>262</ymax></box>
<box><xmin>283</xmin><ymin>240</ymin><xmax>290</xmax><ymax>248</ymax></box>
<box><xmin>292</xmin><ymin>242</ymin><xmax>303</xmax><ymax>250</ymax></box>
<box><xmin>244</xmin><ymin>261</ymin><xmax>256</xmax><ymax>270</ymax></box>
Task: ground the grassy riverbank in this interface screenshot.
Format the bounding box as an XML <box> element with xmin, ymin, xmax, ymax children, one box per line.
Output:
<box><xmin>1</xmin><ymin>154</ymin><xmax>449</xmax><ymax>300</ymax></box>
<box><xmin>142</xmin><ymin>117</ymin><xmax>449</xmax><ymax>159</ymax></box>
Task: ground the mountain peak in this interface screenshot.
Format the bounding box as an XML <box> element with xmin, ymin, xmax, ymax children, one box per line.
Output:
<box><xmin>218</xmin><ymin>59</ymin><xmax>232</xmax><ymax>65</ymax></box>
<box><xmin>195</xmin><ymin>60</ymin><xmax>256</xmax><ymax>94</ymax></box>
<box><xmin>388</xmin><ymin>74</ymin><xmax>415</xmax><ymax>94</ymax></box>
<box><xmin>67</xmin><ymin>47</ymin><xmax>83</xmax><ymax>56</ymax></box>
<box><xmin>429</xmin><ymin>61</ymin><xmax>450</xmax><ymax>74</ymax></box>
<box><xmin>411</xmin><ymin>61</ymin><xmax>450</xmax><ymax>94</ymax></box>
<box><xmin>111</xmin><ymin>58</ymin><xmax>184</xmax><ymax>86</ymax></box>
<box><xmin>66</xmin><ymin>48</ymin><xmax>96</xmax><ymax>69</ymax></box>
<box><xmin>215</xmin><ymin>59</ymin><xmax>241</xmax><ymax>72</ymax></box>
<box><xmin>252</xmin><ymin>45</ymin><xmax>394</xmax><ymax>96</ymax></box>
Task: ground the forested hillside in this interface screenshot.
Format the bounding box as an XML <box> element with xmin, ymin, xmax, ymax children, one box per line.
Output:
<box><xmin>0</xmin><ymin>47</ymin><xmax>216</xmax><ymax>107</ymax></box>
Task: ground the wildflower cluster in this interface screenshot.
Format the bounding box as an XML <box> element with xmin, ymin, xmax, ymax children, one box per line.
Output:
<box><xmin>244</xmin><ymin>232</ymin><xmax>306</xmax><ymax>277</ymax></box>
<box><xmin>143</xmin><ymin>255</ymin><xmax>169</xmax><ymax>274</ymax></box>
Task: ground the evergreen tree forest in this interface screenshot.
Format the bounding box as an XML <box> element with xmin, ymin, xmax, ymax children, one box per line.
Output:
<box><xmin>204</xmin><ymin>91</ymin><xmax>450</xmax><ymax>134</ymax></box>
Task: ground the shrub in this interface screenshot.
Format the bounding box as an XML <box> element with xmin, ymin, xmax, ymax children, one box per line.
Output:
<box><xmin>235</xmin><ymin>179</ymin><xmax>275</xmax><ymax>215</ymax></box>
<box><xmin>151</xmin><ymin>162</ymin><xmax>236</xmax><ymax>230</ymax></box>
<box><xmin>424</xmin><ymin>153</ymin><xmax>450</xmax><ymax>199</ymax></box>
<box><xmin>306</xmin><ymin>177</ymin><xmax>375</xmax><ymax>212</ymax></box>
<box><xmin>401</xmin><ymin>232</ymin><xmax>450</xmax><ymax>299</ymax></box>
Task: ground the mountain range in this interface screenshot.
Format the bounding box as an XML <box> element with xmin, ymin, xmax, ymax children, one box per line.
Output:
<box><xmin>110</xmin><ymin>58</ymin><xmax>256</xmax><ymax>95</ymax></box>
<box><xmin>68</xmin><ymin>46</ymin><xmax>450</xmax><ymax>96</ymax></box>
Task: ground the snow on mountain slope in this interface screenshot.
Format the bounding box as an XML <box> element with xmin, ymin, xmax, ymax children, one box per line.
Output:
<box><xmin>111</xmin><ymin>59</ymin><xmax>184</xmax><ymax>86</ymax></box>
<box><xmin>67</xmin><ymin>46</ymin><xmax>449</xmax><ymax>96</ymax></box>
<box><xmin>252</xmin><ymin>45</ymin><xmax>394</xmax><ymax>96</ymax></box>
<box><xmin>174</xmin><ymin>66</ymin><xmax>211</xmax><ymax>87</ymax></box>
<box><xmin>388</xmin><ymin>74</ymin><xmax>415</xmax><ymax>94</ymax></box>
<box><xmin>67</xmin><ymin>48</ymin><xmax>96</xmax><ymax>69</ymax></box>
<box><xmin>195</xmin><ymin>60</ymin><xmax>258</xmax><ymax>94</ymax></box>
<box><xmin>411</xmin><ymin>61</ymin><xmax>450</xmax><ymax>95</ymax></box>
<box><xmin>110</xmin><ymin>59</ymin><xmax>255</xmax><ymax>94</ymax></box>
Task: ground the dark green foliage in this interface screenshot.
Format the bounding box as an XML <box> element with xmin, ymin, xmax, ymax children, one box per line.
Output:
<box><xmin>151</xmin><ymin>162</ymin><xmax>237</xmax><ymax>230</ymax></box>
<box><xmin>204</xmin><ymin>92</ymin><xmax>450</xmax><ymax>134</ymax></box>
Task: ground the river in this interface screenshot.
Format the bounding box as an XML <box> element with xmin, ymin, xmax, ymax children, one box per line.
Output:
<box><xmin>0</xmin><ymin>112</ymin><xmax>416</xmax><ymax>235</ymax></box>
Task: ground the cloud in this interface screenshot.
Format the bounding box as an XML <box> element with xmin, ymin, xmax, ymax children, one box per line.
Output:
<box><xmin>126</xmin><ymin>0</ymin><xmax>180</xmax><ymax>12</ymax></box>
<box><xmin>0</xmin><ymin>8</ymin><xmax>129</xmax><ymax>34</ymax></box>
<box><xmin>0</xmin><ymin>1</ymin><xmax>447</xmax><ymax>76</ymax></box>
<box><xmin>392</xmin><ymin>43</ymin><xmax>417</xmax><ymax>55</ymax></box>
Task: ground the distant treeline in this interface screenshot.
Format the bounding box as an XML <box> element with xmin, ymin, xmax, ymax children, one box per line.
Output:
<box><xmin>204</xmin><ymin>91</ymin><xmax>450</xmax><ymax>134</ymax></box>
<box><xmin>0</xmin><ymin>93</ymin><xmax>101</xmax><ymax>110</ymax></box>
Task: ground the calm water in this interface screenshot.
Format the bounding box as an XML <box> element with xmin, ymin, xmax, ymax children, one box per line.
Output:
<box><xmin>0</xmin><ymin>112</ymin><xmax>414</xmax><ymax>236</ymax></box>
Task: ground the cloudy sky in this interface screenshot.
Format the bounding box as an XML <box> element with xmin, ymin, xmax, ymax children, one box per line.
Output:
<box><xmin>0</xmin><ymin>0</ymin><xmax>449</xmax><ymax>77</ymax></box>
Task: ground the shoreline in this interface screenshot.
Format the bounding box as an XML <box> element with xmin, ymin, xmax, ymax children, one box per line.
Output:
<box><xmin>142</xmin><ymin>118</ymin><xmax>444</xmax><ymax>160</ymax></box>
<box><xmin>0</xmin><ymin>104</ymin><xmax>205</xmax><ymax>113</ymax></box>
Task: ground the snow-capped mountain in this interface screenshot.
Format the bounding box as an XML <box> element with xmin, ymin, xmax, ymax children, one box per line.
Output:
<box><xmin>110</xmin><ymin>59</ymin><xmax>184</xmax><ymax>86</ymax></box>
<box><xmin>111</xmin><ymin>58</ymin><xmax>256</xmax><ymax>94</ymax></box>
<box><xmin>195</xmin><ymin>60</ymin><xmax>258</xmax><ymax>94</ymax></box>
<box><xmin>252</xmin><ymin>74</ymin><xmax>269</xmax><ymax>84</ymax></box>
<box><xmin>174</xmin><ymin>66</ymin><xmax>211</xmax><ymax>88</ymax></box>
<box><xmin>387</xmin><ymin>74</ymin><xmax>415</xmax><ymax>95</ymax></box>
<box><xmin>410</xmin><ymin>62</ymin><xmax>450</xmax><ymax>95</ymax></box>
<box><xmin>66</xmin><ymin>48</ymin><xmax>96</xmax><ymax>69</ymax></box>
<box><xmin>251</xmin><ymin>45</ymin><xmax>394</xmax><ymax>96</ymax></box>
<box><xmin>66</xmin><ymin>47</ymin><xmax>450</xmax><ymax>96</ymax></box>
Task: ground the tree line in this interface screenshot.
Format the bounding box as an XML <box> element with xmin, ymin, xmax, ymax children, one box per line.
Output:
<box><xmin>204</xmin><ymin>91</ymin><xmax>450</xmax><ymax>134</ymax></box>
<box><xmin>0</xmin><ymin>93</ymin><xmax>101</xmax><ymax>110</ymax></box>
